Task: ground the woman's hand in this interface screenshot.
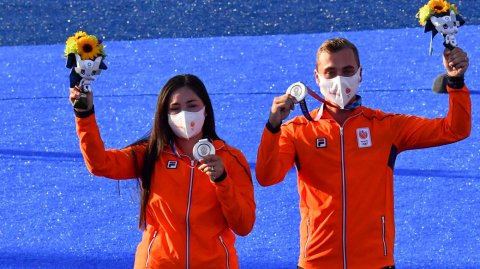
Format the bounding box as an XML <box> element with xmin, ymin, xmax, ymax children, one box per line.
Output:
<box><xmin>69</xmin><ymin>85</ymin><xmax>93</xmax><ymax>112</ymax></box>
<box><xmin>198</xmin><ymin>155</ymin><xmax>225</xmax><ymax>181</ymax></box>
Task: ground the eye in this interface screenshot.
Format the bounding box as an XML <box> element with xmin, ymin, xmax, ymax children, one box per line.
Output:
<box><xmin>443</xmin><ymin>25</ymin><xmax>448</xmax><ymax>29</ymax></box>
<box><xmin>343</xmin><ymin>70</ymin><xmax>354</xmax><ymax>76</ymax></box>
<box><xmin>81</xmin><ymin>69</ymin><xmax>85</xmax><ymax>75</ymax></box>
<box><xmin>325</xmin><ymin>71</ymin><xmax>335</xmax><ymax>78</ymax></box>
<box><xmin>92</xmin><ymin>71</ymin><xmax>96</xmax><ymax>75</ymax></box>
<box><xmin>168</xmin><ymin>108</ymin><xmax>180</xmax><ymax>115</ymax></box>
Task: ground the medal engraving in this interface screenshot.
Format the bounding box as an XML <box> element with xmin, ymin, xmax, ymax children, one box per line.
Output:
<box><xmin>193</xmin><ymin>139</ymin><xmax>216</xmax><ymax>161</ymax></box>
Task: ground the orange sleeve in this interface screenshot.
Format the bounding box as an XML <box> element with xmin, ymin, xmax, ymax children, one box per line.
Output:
<box><xmin>211</xmin><ymin>147</ymin><xmax>256</xmax><ymax>236</ymax></box>
<box><xmin>76</xmin><ymin>114</ymin><xmax>146</xmax><ymax>179</ymax></box>
<box><xmin>392</xmin><ymin>85</ymin><xmax>471</xmax><ymax>152</ymax></box>
<box><xmin>255</xmin><ymin>123</ymin><xmax>296</xmax><ymax>187</ymax></box>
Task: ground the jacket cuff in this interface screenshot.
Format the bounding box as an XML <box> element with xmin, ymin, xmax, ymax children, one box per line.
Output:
<box><xmin>75</xmin><ymin>105</ymin><xmax>95</xmax><ymax>118</ymax></box>
<box><xmin>212</xmin><ymin>170</ymin><xmax>227</xmax><ymax>183</ymax></box>
<box><xmin>447</xmin><ymin>75</ymin><xmax>465</xmax><ymax>89</ymax></box>
<box><xmin>266</xmin><ymin>121</ymin><xmax>281</xmax><ymax>134</ymax></box>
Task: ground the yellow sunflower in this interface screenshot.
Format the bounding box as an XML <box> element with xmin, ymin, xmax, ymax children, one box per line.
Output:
<box><xmin>75</xmin><ymin>31</ymin><xmax>87</xmax><ymax>40</ymax></box>
<box><xmin>76</xmin><ymin>35</ymin><xmax>101</xmax><ymax>60</ymax></box>
<box><xmin>428</xmin><ymin>0</ymin><xmax>449</xmax><ymax>14</ymax></box>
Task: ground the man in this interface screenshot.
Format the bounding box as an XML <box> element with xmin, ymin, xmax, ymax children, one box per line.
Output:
<box><xmin>256</xmin><ymin>38</ymin><xmax>470</xmax><ymax>269</ymax></box>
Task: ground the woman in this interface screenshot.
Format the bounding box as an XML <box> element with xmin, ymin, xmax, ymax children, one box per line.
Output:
<box><xmin>70</xmin><ymin>74</ymin><xmax>256</xmax><ymax>269</ymax></box>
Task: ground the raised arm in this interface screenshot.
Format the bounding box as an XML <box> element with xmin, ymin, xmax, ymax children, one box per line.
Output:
<box><xmin>76</xmin><ymin>111</ymin><xmax>145</xmax><ymax>179</ymax></box>
<box><xmin>71</xmin><ymin>87</ymin><xmax>145</xmax><ymax>180</ymax></box>
<box><xmin>393</xmin><ymin>47</ymin><xmax>471</xmax><ymax>151</ymax></box>
<box><xmin>256</xmin><ymin>93</ymin><xmax>297</xmax><ymax>186</ymax></box>
<box><xmin>256</xmin><ymin>122</ymin><xmax>296</xmax><ymax>186</ymax></box>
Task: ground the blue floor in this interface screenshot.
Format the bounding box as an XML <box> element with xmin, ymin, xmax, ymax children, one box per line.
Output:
<box><xmin>1</xmin><ymin>1</ymin><xmax>479</xmax><ymax>268</ymax></box>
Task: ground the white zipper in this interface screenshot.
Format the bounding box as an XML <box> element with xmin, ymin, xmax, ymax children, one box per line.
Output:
<box><xmin>382</xmin><ymin>216</ymin><xmax>387</xmax><ymax>256</ymax></box>
<box><xmin>145</xmin><ymin>231</ymin><xmax>158</xmax><ymax>268</ymax></box>
<box><xmin>185</xmin><ymin>159</ymin><xmax>195</xmax><ymax>269</ymax></box>
<box><xmin>340</xmin><ymin>126</ymin><xmax>347</xmax><ymax>269</ymax></box>
<box><xmin>304</xmin><ymin>218</ymin><xmax>311</xmax><ymax>258</ymax></box>
<box><xmin>337</xmin><ymin>112</ymin><xmax>362</xmax><ymax>269</ymax></box>
<box><xmin>219</xmin><ymin>236</ymin><xmax>230</xmax><ymax>269</ymax></box>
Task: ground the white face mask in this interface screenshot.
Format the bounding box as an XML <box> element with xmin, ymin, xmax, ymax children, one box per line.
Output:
<box><xmin>168</xmin><ymin>107</ymin><xmax>206</xmax><ymax>139</ymax></box>
<box><xmin>318</xmin><ymin>67</ymin><xmax>362</xmax><ymax>109</ymax></box>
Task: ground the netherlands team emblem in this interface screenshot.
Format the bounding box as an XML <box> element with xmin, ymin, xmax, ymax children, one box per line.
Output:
<box><xmin>356</xmin><ymin>127</ymin><xmax>372</xmax><ymax>148</ymax></box>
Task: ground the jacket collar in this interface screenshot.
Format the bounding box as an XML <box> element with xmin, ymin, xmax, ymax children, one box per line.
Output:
<box><xmin>313</xmin><ymin>103</ymin><xmax>365</xmax><ymax>122</ymax></box>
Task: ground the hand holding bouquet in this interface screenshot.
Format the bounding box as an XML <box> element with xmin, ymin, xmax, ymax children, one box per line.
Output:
<box><xmin>64</xmin><ymin>31</ymin><xmax>107</xmax><ymax>109</ymax></box>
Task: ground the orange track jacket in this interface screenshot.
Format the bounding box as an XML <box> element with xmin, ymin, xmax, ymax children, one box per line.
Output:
<box><xmin>256</xmin><ymin>85</ymin><xmax>471</xmax><ymax>269</ymax></box>
<box><xmin>76</xmin><ymin>114</ymin><xmax>256</xmax><ymax>269</ymax></box>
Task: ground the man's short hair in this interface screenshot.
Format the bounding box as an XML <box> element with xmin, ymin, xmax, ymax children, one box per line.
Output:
<box><xmin>316</xmin><ymin>38</ymin><xmax>360</xmax><ymax>70</ymax></box>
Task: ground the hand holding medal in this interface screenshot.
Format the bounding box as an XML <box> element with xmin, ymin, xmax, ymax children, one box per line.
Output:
<box><xmin>195</xmin><ymin>139</ymin><xmax>224</xmax><ymax>181</ymax></box>
<box><xmin>64</xmin><ymin>31</ymin><xmax>108</xmax><ymax>109</ymax></box>
<box><xmin>269</xmin><ymin>81</ymin><xmax>336</xmax><ymax>127</ymax></box>
<box><xmin>285</xmin><ymin>82</ymin><xmax>338</xmax><ymax>122</ymax></box>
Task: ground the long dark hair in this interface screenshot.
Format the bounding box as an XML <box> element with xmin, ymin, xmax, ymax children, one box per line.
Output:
<box><xmin>128</xmin><ymin>74</ymin><xmax>220</xmax><ymax>230</ymax></box>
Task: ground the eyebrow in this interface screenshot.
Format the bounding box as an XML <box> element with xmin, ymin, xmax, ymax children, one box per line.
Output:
<box><xmin>170</xmin><ymin>99</ymin><xmax>200</xmax><ymax>106</ymax></box>
<box><xmin>323</xmin><ymin>64</ymin><xmax>354</xmax><ymax>71</ymax></box>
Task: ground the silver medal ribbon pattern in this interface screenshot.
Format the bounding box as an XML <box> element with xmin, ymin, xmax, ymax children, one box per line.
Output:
<box><xmin>193</xmin><ymin>138</ymin><xmax>216</xmax><ymax>161</ymax></box>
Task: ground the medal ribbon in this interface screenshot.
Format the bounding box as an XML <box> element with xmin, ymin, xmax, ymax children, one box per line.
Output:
<box><xmin>296</xmin><ymin>82</ymin><xmax>336</xmax><ymax>121</ymax></box>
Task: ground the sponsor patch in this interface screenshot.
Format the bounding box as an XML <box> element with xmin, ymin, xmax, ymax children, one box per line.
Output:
<box><xmin>356</xmin><ymin>127</ymin><xmax>372</xmax><ymax>148</ymax></box>
<box><xmin>316</xmin><ymin>138</ymin><xmax>327</xmax><ymax>148</ymax></box>
<box><xmin>166</xmin><ymin>160</ymin><xmax>178</xmax><ymax>169</ymax></box>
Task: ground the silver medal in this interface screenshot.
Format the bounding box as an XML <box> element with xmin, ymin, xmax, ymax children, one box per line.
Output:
<box><xmin>193</xmin><ymin>138</ymin><xmax>216</xmax><ymax>161</ymax></box>
<box><xmin>286</xmin><ymin>82</ymin><xmax>307</xmax><ymax>102</ymax></box>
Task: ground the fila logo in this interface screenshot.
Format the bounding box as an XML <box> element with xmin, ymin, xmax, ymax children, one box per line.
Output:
<box><xmin>316</xmin><ymin>138</ymin><xmax>327</xmax><ymax>148</ymax></box>
<box><xmin>356</xmin><ymin>127</ymin><xmax>372</xmax><ymax>148</ymax></box>
<box><xmin>166</xmin><ymin>160</ymin><xmax>178</xmax><ymax>169</ymax></box>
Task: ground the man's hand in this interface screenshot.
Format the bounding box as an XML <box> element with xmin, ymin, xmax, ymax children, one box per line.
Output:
<box><xmin>268</xmin><ymin>94</ymin><xmax>296</xmax><ymax>129</ymax></box>
<box><xmin>69</xmin><ymin>85</ymin><xmax>93</xmax><ymax>112</ymax></box>
<box><xmin>443</xmin><ymin>47</ymin><xmax>469</xmax><ymax>77</ymax></box>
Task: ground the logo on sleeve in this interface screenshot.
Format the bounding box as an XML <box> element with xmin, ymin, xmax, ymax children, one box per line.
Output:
<box><xmin>167</xmin><ymin>160</ymin><xmax>178</xmax><ymax>169</ymax></box>
<box><xmin>316</xmin><ymin>138</ymin><xmax>327</xmax><ymax>148</ymax></box>
<box><xmin>356</xmin><ymin>127</ymin><xmax>372</xmax><ymax>148</ymax></box>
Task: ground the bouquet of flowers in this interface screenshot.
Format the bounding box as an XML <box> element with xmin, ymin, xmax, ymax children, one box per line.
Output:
<box><xmin>416</xmin><ymin>0</ymin><xmax>465</xmax><ymax>55</ymax></box>
<box><xmin>64</xmin><ymin>31</ymin><xmax>108</xmax><ymax>109</ymax></box>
